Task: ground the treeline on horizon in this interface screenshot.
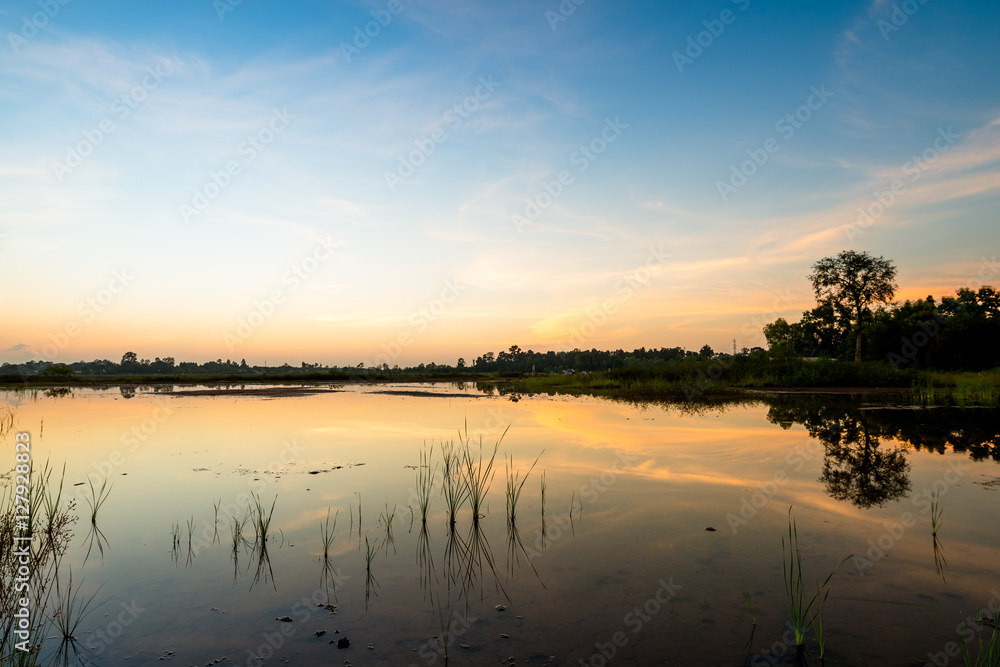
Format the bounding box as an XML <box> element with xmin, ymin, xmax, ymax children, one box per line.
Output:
<box><xmin>2</xmin><ymin>343</ymin><xmax>749</xmax><ymax>380</ymax></box>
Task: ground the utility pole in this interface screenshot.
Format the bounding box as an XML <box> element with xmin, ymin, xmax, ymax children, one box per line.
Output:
<box><xmin>733</xmin><ymin>339</ymin><xmax>737</xmax><ymax>356</ymax></box>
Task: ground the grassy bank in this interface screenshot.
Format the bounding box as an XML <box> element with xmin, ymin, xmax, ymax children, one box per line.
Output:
<box><xmin>511</xmin><ymin>358</ymin><xmax>1000</xmax><ymax>405</ymax></box>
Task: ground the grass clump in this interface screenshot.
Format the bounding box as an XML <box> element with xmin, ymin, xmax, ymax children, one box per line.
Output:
<box><xmin>461</xmin><ymin>424</ymin><xmax>506</xmax><ymax>524</ymax></box>
<box><xmin>320</xmin><ymin>508</ymin><xmax>339</xmax><ymax>559</ymax></box>
<box><xmin>782</xmin><ymin>507</ymin><xmax>850</xmax><ymax>650</ymax></box>
<box><xmin>931</xmin><ymin>490</ymin><xmax>944</xmax><ymax>536</ymax></box>
<box><xmin>416</xmin><ymin>443</ymin><xmax>435</xmax><ymax>523</ymax></box>
<box><xmin>505</xmin><ymin>450</ymin><xmax>542</xmax><ymax>524</ymax></box>
<box><xmin>441</xmin><ymin>441</ymin><xmax>467</xmax><ymax>527</ymax></box>
<box><xmin>960</xmin><ymin>610</ymin><xmax>999</xmax><ymax>667</ymax></box>
<box><xmin>249</xmin><ymin>491</ymin><xmax>277</xmax><ymax>545</ymax></box>
<box><xmin>1</xmin><ymin>456</ymin><xmax>77</xmax><ymax>662</ymax></box>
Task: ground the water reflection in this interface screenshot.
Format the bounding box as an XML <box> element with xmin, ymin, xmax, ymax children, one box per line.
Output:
<box><xmin>765</xmin><ymin>397</ymin><xmax>1000</xmax><ymax>508</ymax></box>
<box><xmin>818</xmin><ymin>414</ymin><xmax>911</xmax><ymax>509</ymax></box>
<box><xmin>933</xmin><ymin>534</ymin><xmax>948</xmax><ymax>583</ymax></box>
<box><xmin>5</xmin><ymin>385</ymin><xmax>1000</xmax><ymax>665</ymax></box>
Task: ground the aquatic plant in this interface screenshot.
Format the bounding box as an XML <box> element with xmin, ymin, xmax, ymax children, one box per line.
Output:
<box><xmin>741</xmin><ymin>578</ymin><xmax>756</xmax><ymax>626</ymax></box>
<box><xmin>461</xmin><ymin>425</ymin><xmax>507</xmax><ymax>523</ymax></box>
<box><xmin>51</xmin><ymin>569</ymin><xmax>105</xmax><ymax>660</ymax></box>
<box><xmin>437</xmin><ymin>603</ymin><xmax>453</xmax><ymax>665</ymax></box>
<box><xmin>84</xmin><ymin>475</ymin><xmax>112</xmax><ymax>527</ymax></box>
<box><xmin>960</xmin><ymin>609</ymin><xmax>999</xmax><ymax>667</ymax></box>
<box><xmin>357</xmin><ymin>492</ymin><xmax>362</xmax><ymax>539</ymax></box>
<box><xmin>540</xmin><ymin>470</ymin><xmax>546</xmax><ymax>515</ymax></box>
<box><xmin>1</xmin><ymin>453</ymin><xmax>76</xmax><ymax>662</ymax></box>
<box><xmin>171</xmin><ymin>521</ymin><xmax>182</xmax><ymax>548</ymax></box>
<box><xmin>230</xmin><ymin>509</ymin><xmax>250</xmax><ymax>550</ymax></box>
<box><xmin>364</xmin><ymin>536</ymin><xmax>380</xmax><ymax>608</ymax></box>
<box><xmin>782</xmin><ymin>507</ymin><xmax>849</xmax><ymax>648</ymax></box>
<box><xmin>39</xmin><ymin>461</ymin><xmax>66</xmax><ymax>540</ymax></box>
<box><xmin>931</xmin><ymin>489</ymin><xmax>944</xmax><ymax>536</ymax></box>
<box><xmin>740</xmin><ymin>578</ymin><xmax>757</xmax><ymax>659</ymax></box>
<box><xmin>569</xmin><ymin>491</ymin><xmax>580</xmax><ymax>538</ymax></box>
<box><xmin>320</xmin><ymin>508</ymin><xmax>339</xmax><ymax>559</ymax></box>
<box><xmin>416</xmin><ymin>442</ymin><xmax>435</xmax><ymax>523</ymax></box>
<box><xmin>814</xmin><ymin>578</ymin><xmax>829</xmax><ymax>659</ymax></box>
<box><xmin>0</xmin><ymin>406</ymin><xmax>14</xmax><ymax>439</ymax></box>
<box><xmin>250</xmin><ymin>491</ymin><xmax>276</xmax><ymax>545</ymax></box>
<box><xmin>212</xmin><ymin>497</ymin><xmax>222</xmax><ymax>543</ymax></box>
<box><xmin>505</xmin><ymin>450</ymin><xmax>542</xmax><ymax>524</ymax></box>
<box><xmin>379</xmin><ymin>504</ymin><xmax>397</xmax><ymax>554</ymax></box>
<box><xmin>441</xmin><ymin>440</ymin><xmax>468</xmax><ymax>527</ymax></box>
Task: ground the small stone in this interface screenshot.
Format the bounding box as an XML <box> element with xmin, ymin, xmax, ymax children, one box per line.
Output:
<box><xmin>705</xmin><ymin>527</ymin><xmax>717</xmax><ymax>532</ymax></box>
<box><xmin>499</xmin><ymin>633</ymin><xmax>509</xmax><ymax>639</ymax></box>
<box><xmin>337</xmin><ymin>637</ymin><xmax>350</xmax><ymax>649</ymax></box>
<box><xmin>276</xmin><ymin>616</ymin><xmax>293</xmax><ymax>622</ymax></box>
<box><xmin>316</xmin><ymin>630</ymin><xmax>326</xmax><ymax>637</ymax></box>
<box><xmin>495</xmin><ymin>604</ymin><xmax>507</xmax><ymax>611</ymax></box>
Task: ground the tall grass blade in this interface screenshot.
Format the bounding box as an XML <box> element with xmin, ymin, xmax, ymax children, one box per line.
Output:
<box><xmin>417</xmin><ymin>442</ymin><xmax>435</xmax><ymax>524</ymax></box>
<box><xmin>320</xmin><ymin>508</ymin><xmax>339</xmax><ymax>559</ymax></box>
<box><xmin>505</xmin><ymin>450</ymin><xmax>543</xmax><ymax>525</ymax></box>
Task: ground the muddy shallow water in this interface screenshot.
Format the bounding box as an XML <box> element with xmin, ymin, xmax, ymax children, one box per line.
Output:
<box><xmin>2</xmin><ymin>384</ymin><xmax>998</xmax><ymax>666</ymax></box>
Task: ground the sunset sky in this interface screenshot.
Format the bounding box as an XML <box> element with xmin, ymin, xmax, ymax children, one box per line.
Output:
<box><xmin>2</xmin><ymin>0</ymin><xmax>999</xmax><ymax>366</ymax></box>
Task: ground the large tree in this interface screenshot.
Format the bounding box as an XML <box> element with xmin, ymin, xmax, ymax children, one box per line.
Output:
<box><xmin>809</xmin><ymin>250</ymin><xmax>897</xmax><ymax>362</ymax></box>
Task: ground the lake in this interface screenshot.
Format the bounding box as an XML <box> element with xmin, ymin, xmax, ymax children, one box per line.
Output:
<box><xmin>2</xmin><ymin>383</ymin><xmax>999</xmax><ymax>666</ymax></box>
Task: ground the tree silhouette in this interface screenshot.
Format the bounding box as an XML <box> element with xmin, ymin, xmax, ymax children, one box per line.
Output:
<box><xmin>809</xmin><ymin>250</ymin><xmax>897</xmax><ymax>362</ymax></box>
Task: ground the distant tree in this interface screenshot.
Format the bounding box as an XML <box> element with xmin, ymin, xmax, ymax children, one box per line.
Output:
<box><xmin>699</xmin><ymin>344</ymin><xmax>714</xmax><ymax>358</ymax></box>
<box><xmin>39</xmin><ymin>364</ymin><xmax>74</xmax><ymax>379</ymax></box>
<box><xmin>763</xmin><ymin>319</ymin><xmax>795</xmax><ymax>355</ymax></box>
<box><xmin>809</xmin><ymin>250</ymin><xmax>897</xmax><ymax>362</ymax></box>
<box><xmin>121</xmin><ymin>351</ymin><xmax>138</xmax><ymax>368</ymax></box>
<box><xmin>457</xmin><ymin>357</ymin><xmax>466</xmax><ymax>368</ymax></box>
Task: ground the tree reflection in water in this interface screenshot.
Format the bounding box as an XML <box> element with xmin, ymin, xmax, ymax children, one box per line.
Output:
<box><xmin>815</xmin><ymin>414</ymin><xmax>911</xmax><ymax>509</ymax></box>
<box><xmin>764</xmin><ymin>394</ymin><xmax>1000</xmax><ymax>509</ymax></box>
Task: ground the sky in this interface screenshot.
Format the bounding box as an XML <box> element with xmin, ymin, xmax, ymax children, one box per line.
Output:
<box><xmin>2</xmin><ymin>0</ymin><xmax>999</xmax><ymax>367</ymax></box>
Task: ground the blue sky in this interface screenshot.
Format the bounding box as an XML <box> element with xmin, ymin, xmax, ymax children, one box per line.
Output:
<box><xmin>2</xmin><ymin>0</ymin><xmax>999</xmax><ymax>366</ymax></box>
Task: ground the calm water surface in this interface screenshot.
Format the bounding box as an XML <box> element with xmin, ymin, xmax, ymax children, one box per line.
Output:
<box><xmin>2</xmin><ymin>383</ymin><xmax>999</xmax><ymax>666</ymax></box>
